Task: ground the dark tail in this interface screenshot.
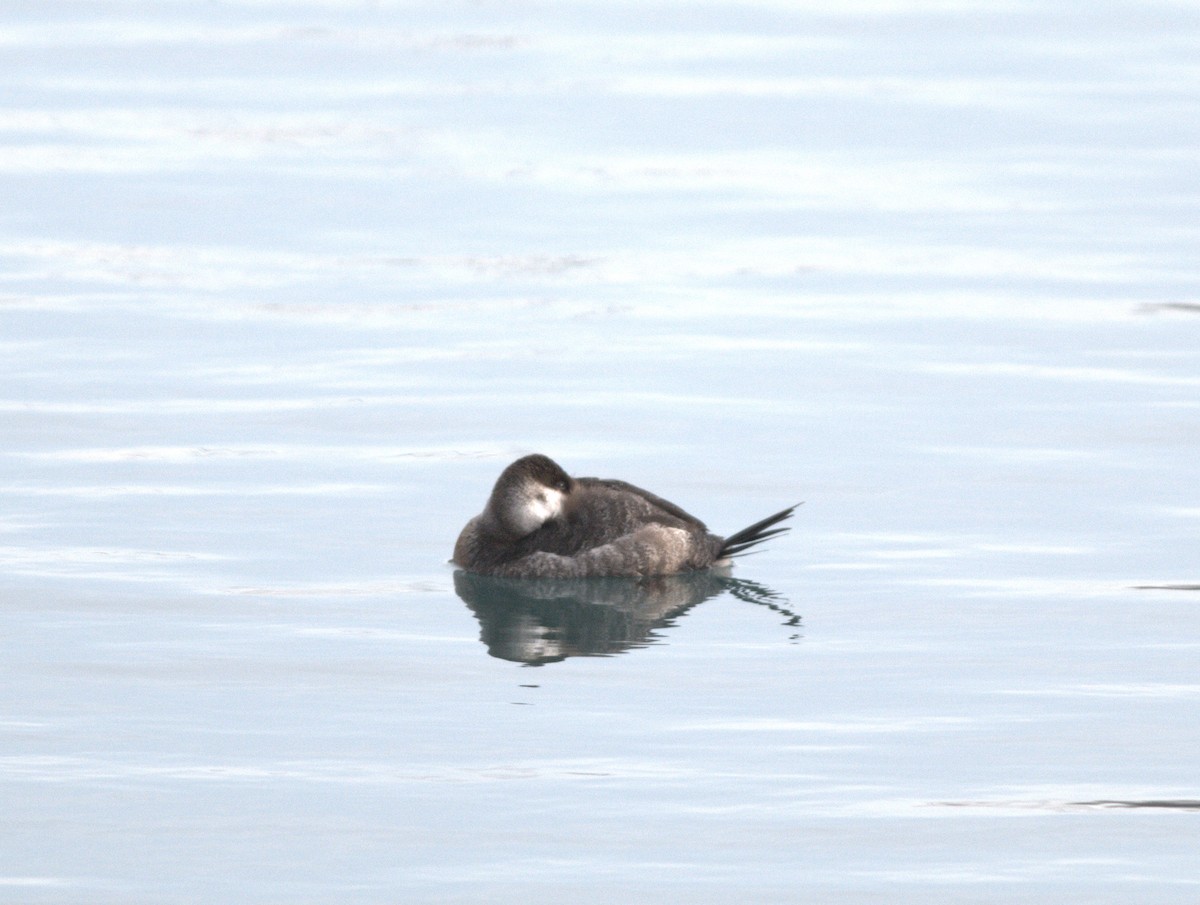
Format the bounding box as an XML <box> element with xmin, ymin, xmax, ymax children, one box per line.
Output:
<box><xmin>717</xmin><ymin>504</ymin><xmax>800</xmax><ymax>559</ymax></box>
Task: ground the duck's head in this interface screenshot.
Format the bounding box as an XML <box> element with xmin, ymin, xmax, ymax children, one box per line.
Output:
<box><xmin>486</xmin><ymin>454</ymin><xmax>575</xmax><ymax>537</ymax></box>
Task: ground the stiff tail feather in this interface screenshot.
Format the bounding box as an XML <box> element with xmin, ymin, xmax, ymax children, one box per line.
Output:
<box><xmin>717</xmin><ymin>504</ymin><xmax>800</xmax><ymax>559</ymax></box>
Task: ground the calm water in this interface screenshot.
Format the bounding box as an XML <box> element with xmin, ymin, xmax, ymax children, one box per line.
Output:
<box><xmin>3</xmin><ymin>1</ymin><xmax>1200</xmax><ymax>902</ymax></box>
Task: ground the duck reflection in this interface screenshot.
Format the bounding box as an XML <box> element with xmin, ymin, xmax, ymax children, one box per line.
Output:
<box><xmin>453</xmin><ymin>569</ymin><xmax>800</xmax><ymax>665</ymax></box>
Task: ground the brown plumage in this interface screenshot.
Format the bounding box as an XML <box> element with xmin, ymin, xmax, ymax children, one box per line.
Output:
<box><xmin>452</xmin><ymin>454</ymin><xmax>796</xmax><ymax>578</ymax></box>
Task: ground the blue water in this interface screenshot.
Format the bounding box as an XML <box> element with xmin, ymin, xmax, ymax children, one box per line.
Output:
<box><xmin>3</xmin><ymin>2</ymin><xmax>1199</xmax><ymax>902</ymax></box>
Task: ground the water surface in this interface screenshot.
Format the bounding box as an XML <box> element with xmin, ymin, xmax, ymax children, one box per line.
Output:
<box><xmin>2</xmin><ymin>1</ymin><xmax>1199</xmax><ymax>902</ymax></box>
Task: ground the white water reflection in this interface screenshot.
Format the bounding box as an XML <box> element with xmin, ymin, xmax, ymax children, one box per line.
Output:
<box><xmin>0</xmin><ymin>483</ymin><xmax>387</xmax><ymax>497</ymax></box>
<box><xmin>1002</xmin><ymin>684</ymin><xmax>1200</xmax><ymax>700</ymax></box>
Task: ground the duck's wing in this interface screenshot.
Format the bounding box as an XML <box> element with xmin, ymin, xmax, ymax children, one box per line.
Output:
<box><xmin>506</xmin><ymin>478</ymin><xmax>708</xmax><ymax>563</ymax></box>
<box><xmin>577</xmin><ymin>478</ymin><xmax>708</xmax><ymax>531</ymax></box>
<box><xmin>495</xmin><ymin>523</ymin><xmax>704</xmax><ymax>578</ymax></box>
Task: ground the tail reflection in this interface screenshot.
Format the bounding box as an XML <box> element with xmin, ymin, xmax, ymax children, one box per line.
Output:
<box><xmin>453</xmin><ymin>570</ymin><xmax>800</xmax><ymax>665</ymax></box>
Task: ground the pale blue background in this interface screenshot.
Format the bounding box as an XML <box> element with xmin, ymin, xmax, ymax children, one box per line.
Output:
<box><xmin>2</xmin><ymin>1</ymin><xmax>1199</xmax><ymax>902</ymax></box>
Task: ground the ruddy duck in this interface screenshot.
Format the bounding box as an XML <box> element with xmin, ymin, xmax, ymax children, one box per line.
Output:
<box><xmin>453</xmin><ymin>454</ymin><xmax>796</xmax><ymax>578</ymax></box>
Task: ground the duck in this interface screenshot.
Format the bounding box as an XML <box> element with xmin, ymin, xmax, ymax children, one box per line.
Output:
<box><xmin>452</xmin><ymin>454</ymin><xmax>796</xmax><ymax>578</ymax></box>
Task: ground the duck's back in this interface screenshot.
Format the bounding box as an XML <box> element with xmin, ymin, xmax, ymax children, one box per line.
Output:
<box><xmin>516</xmin><ymin>477</ymin><xmax>709</xmax><ymax>557</ymax></box>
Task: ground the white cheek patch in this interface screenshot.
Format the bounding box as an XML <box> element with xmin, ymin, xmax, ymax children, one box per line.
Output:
<box><xmin>512</xmin><ymin>487</ymin><xmax>565</xmax><ymax>535</ymax></box>
<box><xmin>529</xmin><ymin>488</ymin><xmax>565</xmax><ymax>522</ymax></box>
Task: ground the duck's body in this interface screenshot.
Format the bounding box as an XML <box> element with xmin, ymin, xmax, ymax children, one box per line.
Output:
<box><xmin>452</xmin><ymin>454</ymin><xmax>795</xmax><ymax>579</ymax></box>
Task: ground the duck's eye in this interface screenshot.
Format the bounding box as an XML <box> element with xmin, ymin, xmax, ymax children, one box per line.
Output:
<box><xmin>556</xmin><ymin>480</ymin><xmax>570</xmax><ymax>492</ymax></box>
